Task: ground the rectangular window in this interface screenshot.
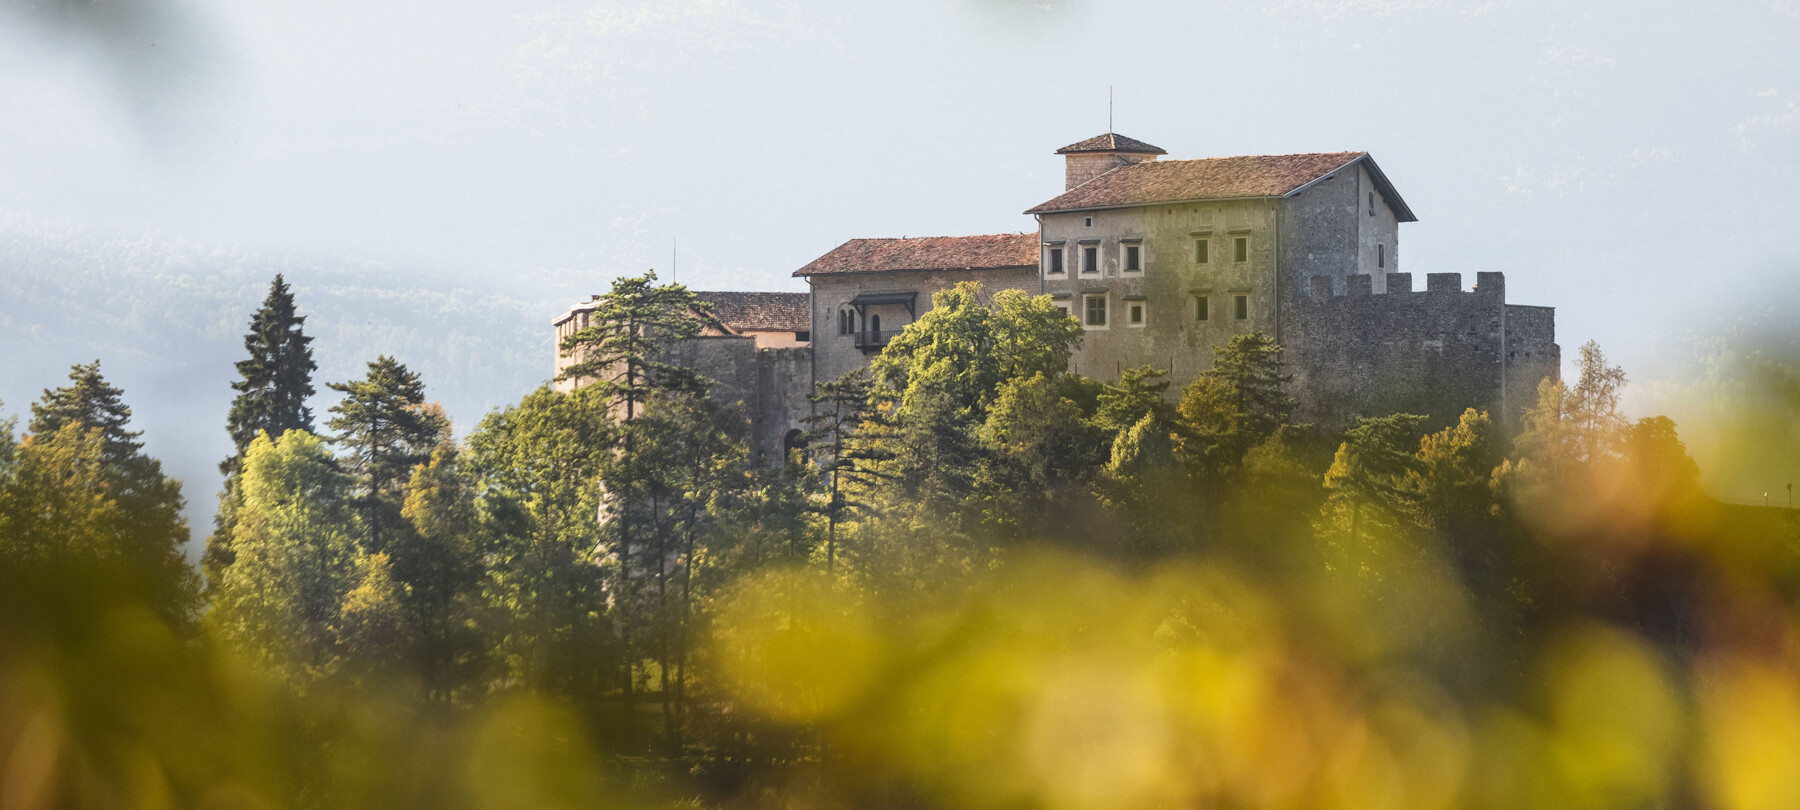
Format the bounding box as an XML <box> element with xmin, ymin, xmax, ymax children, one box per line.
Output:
<box><xmin>1195</xmin><ymin>238</ymin><xmax>1209</xmax><ymax>263</ymax></box>
<box><xmin>1378</xmin><ymin>243</ymin><xmax>1385</xmax><ymax>269</ymax></box>
<box><xmin>1084</xmin><ymin>294</ymin><xmax>1108</xmax><ymax>328</ymax></box>
<box><xmin>1128</xmin><ymin>301</ymin><xmax>1145</xmax><ymax>326</ymax></box>
<box><xmin>1082</xmin><ymin>245</ymin><xmax>1099</xmax><ymax>275</ymax></box>
<box><xmin>1053</xmin><ymin>302</ymin><xmax>1070</xmax><ymax>318</ymax></box>
<box><xmin>1123</xmin><ymin>244</ymin><xmax>1141</xmax><ymax>273</ymax></box>
<box><xmin>1234</xmin><ymin>294</ymin><xmax>1249</xmax><ymax>320</ymax></box>
<box><xmin>1047</xmin><ymin>247</ymin><xmax>1064</xmax><ymax>275</ymax></box>
<box><xmin>1233</xmin><ymin>236</ymin><xmax>1249</xmax><ymax>263</ymax></box>
<box><xmin>1195</xmin><ymin>295</ymin><xmax>1209</xmax><ymax>321</ymax></box>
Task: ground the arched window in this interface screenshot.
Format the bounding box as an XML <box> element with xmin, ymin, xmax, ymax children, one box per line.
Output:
<box><xmin>782</xmin><ymin>428</ymin><xmax>806</xmax><ymax>465</ymax></box>
<box><xmin>869</xmin><ymin>313</ymin><xmax>881</xmax><ymax>337</ymax></box>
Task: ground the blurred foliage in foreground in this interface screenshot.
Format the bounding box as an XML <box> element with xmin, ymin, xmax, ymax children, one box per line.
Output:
<box><xmin>6</xmin><ymin>277</ymin><xmax>1800</xmax><ymax>809</ymax></box>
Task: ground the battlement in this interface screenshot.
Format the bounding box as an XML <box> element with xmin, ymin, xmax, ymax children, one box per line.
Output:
<box><xmin>1304</xmin><ymin>271</ymin><xmax>1508</xmax><ymax>300</ymax></box>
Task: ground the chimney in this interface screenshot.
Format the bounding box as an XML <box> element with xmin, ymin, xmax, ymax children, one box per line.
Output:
<box><xmin>1056</xmin><ymin>133</ymin><xmax>1166</xmax><ymax>191</ymax></box>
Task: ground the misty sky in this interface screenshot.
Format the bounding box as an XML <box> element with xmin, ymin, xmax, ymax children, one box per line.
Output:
<box><xmin>4</xmin><ymin>0</ymin><xmax>1799</xmax><ymax>398</ymax></box>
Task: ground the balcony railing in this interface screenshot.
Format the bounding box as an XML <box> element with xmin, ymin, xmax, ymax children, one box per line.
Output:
<box><xmin>852</xmin><ymin>329</ymin><xmax>905</xmax><ymax>351</ymax></box>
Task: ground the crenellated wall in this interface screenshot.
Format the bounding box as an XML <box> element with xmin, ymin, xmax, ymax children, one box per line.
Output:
<box><xmin>1284</xmin><ymin>270</ymin><xmax>1558</xmax><ymax>431</ymax></box>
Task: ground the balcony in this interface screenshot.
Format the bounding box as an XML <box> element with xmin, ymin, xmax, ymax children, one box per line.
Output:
<box><xmin>853</xmin><ymin>329</ymin><xmax>904</xmax><ymax>352</ymax></box>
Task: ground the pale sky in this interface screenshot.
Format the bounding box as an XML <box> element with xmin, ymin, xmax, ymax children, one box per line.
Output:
<box><xmin>3</xmin><ymin>0</ymin><xmax>1799</xmax><ymax>507</ymax></box>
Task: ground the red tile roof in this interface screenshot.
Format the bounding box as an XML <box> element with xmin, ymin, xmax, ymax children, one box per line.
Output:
<box><xmin>1026</xmin><ymin>152</ymin><xmax>1417</xmax><ymax>219</ymax></box>
<box><xmin>1056</xmin><ymin>132</ymin><xmax>1167</xmax><ymax>155</ymax></box>
<box><xmin>793</xmin><ymin>233</ymin><xmax>1038</xmax><ymax>277</ymax></box>
<box><xmin>694</xmin><ymin>291</ymin><xmax>810</xmax><ymax>333</ymax></box>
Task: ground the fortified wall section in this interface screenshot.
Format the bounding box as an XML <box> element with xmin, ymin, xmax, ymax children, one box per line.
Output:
<box><xmin>665</xmin><ymin>337</ymin><xmax>814</xmax><ymax>467</ymax></box>
<box><xmin>1284</xmin><ymin>271</ymin><xmax>1558</xmax><ymax>431</ymax></box>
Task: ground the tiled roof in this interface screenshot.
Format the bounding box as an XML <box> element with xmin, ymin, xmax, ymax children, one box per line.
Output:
<box><xmin>1027</xmin><ymin>152</ymin><xmax>1415</xmax><ymax>218</ymax></box>
<box><xmin>793</xmin><ymin>233</ymin><xmax>1038</xmax><ymax>277</ymax></box>
<box><xmin>694</xmin><ymin>291</ymin><xmax>810</xmax><ymax>333</ymax></box>
<box><xmin>1055</xmin><ymin>133</ymin><xmax>1167</xmax><ymax>155</ymax></box>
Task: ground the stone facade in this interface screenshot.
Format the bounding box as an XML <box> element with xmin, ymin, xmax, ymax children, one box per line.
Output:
<box><xmin>556</xmin><ymin>131</ymin><xmax>1560</xmax><ymax>463</ymax></box>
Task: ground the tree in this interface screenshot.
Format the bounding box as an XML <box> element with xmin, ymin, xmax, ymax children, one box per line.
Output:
<box><xmin>224</xmin><ymin>275</ymin><xmax>319</xmax><ymax>461</ymax></box>
<box><xmin>465</xmin><ymin>386</ymin><xmax>615</xmax><ymax>699</ymax></box>
<box><xmin>23</xmin><ymin>363</ymin><xmax>196</xmax><ymax>628</ymax></box>
<box><xmin>209</xmin><ymin>275</ymin><xmax>318</xmax><ymax>587</ymax></box>
<box><xmin>1321</xmin><ymin>413</ymin><xmax>1427</xmax><ymax>547</ymax></box>
<box><xmin>327</xmin><ymin>356</ymin><xmax>448</xmax><ymax>554</ymax></box>
<box><xmin>556</xmin><ymin>271</ymin><xmax>710</xmax><ymax>420</ymax></box>
<box><xmin>1176</xmin><ymin>332</ymin><xmax>1296</xmax><ymax>477</ymax></box>
<box><xmin>209</xmin><ymin>430</ymin><xmax>359</xmax><ymax>685</ymax></box>
<box><xmin>975</xmin><ymin>372</ymin><xmax>1107</xmax><ymax>539</ymax></box>
<box><xmin>334</xmin><ymin>552</ymin><xmax>413</xmax><ymax>684</ymax></box>
<box><xmin>397</xmin><ymin>443</ymin><xmax>487</xmax><ymax>701</ymax></box>
<box><xmin>802</xmin><ymin>369</ymin><xmax>890</xmax><ymax>574</ymax></box>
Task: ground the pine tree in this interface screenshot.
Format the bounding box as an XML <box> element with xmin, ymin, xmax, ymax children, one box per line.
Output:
<box><xmin>208</xmin><ymin>276</ymin><xmax>318</xmax><ymax>588</ymax></box>
<box><xmin>327</xmin><ymin>356</ymin><xmax>448</xmax><ymax>555</ymax></box>
<box><xmin>29</xmin><ymin>360</ymin><xmax>144</xmax><ymax>466</ymax></box>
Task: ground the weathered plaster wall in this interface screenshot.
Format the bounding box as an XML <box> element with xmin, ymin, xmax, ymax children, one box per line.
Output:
<box><xmin>1039</xmin><ymin>200</ymin><xmax>1281</xmax><ymax>388</ymax></box>
<box><xmin>807</xmin><ymin>266</ymin><xmax>1039</xmax><ymax>382</ymax></box>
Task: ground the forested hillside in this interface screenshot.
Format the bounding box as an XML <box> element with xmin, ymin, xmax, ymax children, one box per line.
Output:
<box><xmin>5</xmin><ymin>275</ymin><xmax>1800</xmax><ymax>809</ymax></box>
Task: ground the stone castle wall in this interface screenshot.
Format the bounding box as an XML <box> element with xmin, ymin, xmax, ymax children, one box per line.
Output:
<box><xmin>665</xmin><ymin>336</ymin><xmax>813</xmax><ymax>467</ymax></box>
<box><xmin>1284</xmin><ymin>270</ymin><xmax>1558</xmax><ymax>431</ymax></box>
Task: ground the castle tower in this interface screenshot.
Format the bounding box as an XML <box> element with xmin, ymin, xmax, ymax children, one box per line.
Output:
<box><xmin>1056</xmin><ymin>133</ymin><xmax>1166</xmax><ymax>190</ymax></box>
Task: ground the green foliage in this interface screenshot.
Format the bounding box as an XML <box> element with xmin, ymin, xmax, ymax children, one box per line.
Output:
<box><xmin>210</xmin><ymin>430</ymin><xmax>359</xmax><ymax>685</ymax></box>
<box><xmin>556</xmin><ymin>271</ymin><xmax>710</xmax><ymax>417</ymax></box>
<box><xmin>1176</xmin><ymin>331</ymin><xmax>1297</xmax><ymax>475</ymax></box>
<box><xmin>328</xmin><ymin>355</ymin><xmax>449</xmax><ymax>554</ymax></box>
<box><xmin>465</xmin><ymin>385</ymin><xmax>615</xmax><ymax>697</ymax></box>
<box><xmin>210</xmin><ymin>275</ymin><xmax>320</xmax><ymax>590</ymax></box>
<box><xmin>16</xmin><ymin>366</ymin><xmax>197</xmax><ymax>628</ymax></box>
<box><xmin>225</xmin><ymin>274</ymin><xmax>319</xmax><ymax>462</ymax></box>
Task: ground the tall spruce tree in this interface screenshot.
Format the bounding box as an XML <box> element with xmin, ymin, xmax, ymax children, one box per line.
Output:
<box><xmin>207</xmin><ymin>276</ymin><xmax>318</xmax><ymax>588</ymax></box>
<box><xmin>225</xmin><ymin>275</ymin><xmax>319</xmax><ymax>465</ymax></box>
<box><xmin>328</xmin><ymin>356</ymin><xmax>447</xmax><ymax>555</ymax></box>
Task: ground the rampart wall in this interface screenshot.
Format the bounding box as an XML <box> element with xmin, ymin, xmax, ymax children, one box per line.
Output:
<box><xmin>666</xmin><ymin>336</ymin><xmax>814</xmax><ymax>467</ymax></box>
<box><xmin>1285</xmin><ymin>271</ymin><xmax>1558</xmax><ymax>431</ymax></box>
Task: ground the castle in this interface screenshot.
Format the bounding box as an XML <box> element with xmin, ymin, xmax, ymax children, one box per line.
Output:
<box><xmin>555</xmin><ymin>133</ymin><xmax>1559</xmax><ymax>466</ymax></box>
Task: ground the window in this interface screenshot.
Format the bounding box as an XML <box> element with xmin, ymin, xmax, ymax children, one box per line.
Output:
<box><xmin>1378</xmin><ymin>243</ymin><xmax>1385</xmax><ymax>268</ymax></box>
<box><xmin>1194</xmin><ymin>238</ymin><xmax>1210</xmax><ymax>263</ymax></box>
<box><xmin>1082</xmin><ymin>245</ymin><xmax>1099</xmax><ymax>275</ymax></box>
<box><xmin>1234</xmin><ymin>294</ymin><xmax>1249</xmax><ymax>320</ymax></box>
<box><xmin>1368</xmin><ymin>191</ymin><xmax>1376</xmax><ymax>217</ymax></box>
<box><xmin>1053</xmin><ymin>301</ymin><xmax>1071</xmax><ymax>318</ymax></box>
<box><xmin>1046</xmin><ymin>247</ymin><xmax>1065</xmax><ymax>275</ymax></box>
<box><xmin>1084</xmin><ymin>294</ymin><xmax>1108</xmax><ymax>328</ymax></box>
<box><xmin>1122</xmin><ymin>243</ymin><xmax>1142</xmax><ymax>274</ymax></box>
<box><xmin>1195</xmin><ymin>295</ymin><xmax>1210</xmax><ymax>321</ymax></box>
<box><xmin>838</xmin><ymin>309</ymin><xmax>850</xmax><ymax>335</ymax></box>
<box><xmin>1233</xmin><ymin>237</ymin><xmax>1249</xmax><ymax>263</ymax></box>
<box><xmin>1084</xmin><ymin>217</ymin><xmax>1093</xmax><ymax>227</ymax></box>
<box><xmin>869</xmin><ymin>313</ymin><xmax>881</xmax><ymax>335</ymax></box>
<box><xmin>1127</xmin><ymin>301</ymin><xmax>1145</xmax><ymax>326</ymax></box>
<box><xmin>795</xmin><ymin>331</ymin><xmax>810</xmax><ymax>342</ymax></box>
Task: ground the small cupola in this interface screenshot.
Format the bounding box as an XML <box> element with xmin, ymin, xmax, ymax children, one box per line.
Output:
<box><xmin>1056</xmin><ymin>133</ymin><xmax>1166</xmax><ymax>191</ymax></box>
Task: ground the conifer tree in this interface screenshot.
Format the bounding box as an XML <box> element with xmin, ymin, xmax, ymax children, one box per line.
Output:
<box><xmin>224</xmin><ymin>275</ymin><xmax>318</xmax><ymax>464</ymax></box>
<box><xmin>328</xmin><ymin>356</ymin><xmax>448</xmax><ymax>554</ymax></box>
<box><xmin>23</xmin><ymin>363</ymin><xmax>197</xmax><ymax>628</ymax></box>
<box><xmin>208</xmin><ymin>275</ymin><xmax>317</xmax><ymax>588</ymax></box>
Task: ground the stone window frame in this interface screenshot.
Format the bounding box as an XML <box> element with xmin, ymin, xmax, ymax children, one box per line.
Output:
<box><xmin>1124</xmin><ymin>295</ymin><xmax>1147</xmax><ymax>327</ymax></box>
<box><xmin>1194</xmin><ymin>237</ymin><xmax>1210</xmax><ymax>264</ymax></box>
<box><xmin>1233</xmin><ymin>293</ymin><xmax>1250</xmax><ymax>321</ymax></box>
<box><xmin>1191</xmin><ymin>292</ymin><xmax>1211</xmax><ymax>322</ymax></box>
<box><xmin>1378</xmin><ymin>243</ymin><xmax>1386</xmax><ymax>269</ymax></box>
<box><xmin>1043</xmin><ymin>240</ymin><xmax>1066</xmax><ymax>277</ymax></box>
<box><xmin>1078</xmin><ymin>239</ymin><xmax>1102</xmax><ymax>276</ymax></box>
<box><xmin>1232</xmin><ymin>235</ymin><xmax>1249</xmax><ymax>263</ymax></box>
<box><xmin>1119</xmin><ymin>238</ymin><xmax>1145</xmax><ymax>276</ymax></box>
<box><xmin>1083</xmin><ymin>293</ymin><xmax>1109</xmax><ymax>330</ymax></box>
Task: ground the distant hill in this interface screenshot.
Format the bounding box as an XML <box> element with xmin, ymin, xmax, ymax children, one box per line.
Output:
<box><xmin>0</xmin><ymin>218</ymin><xmax>574</xmax><ymax>557</ymax></box>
